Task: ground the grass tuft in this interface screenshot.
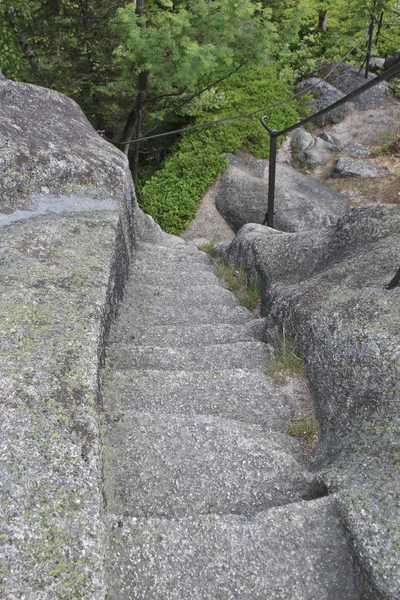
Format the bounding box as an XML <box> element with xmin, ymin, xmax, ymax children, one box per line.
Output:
<box><xmin>266</xmin><ymin>328</ymin><xmax>306</xmax><ymax>382</ymax></box>
<box><xmin>214</xmin><ymin>258</ymin><xmax>259</xmax><ymax>310</ymax></box>
<box><xmin>287</xmin><ymin>418</ymin><xmax>315</xmax><ymax>442</ymax></box>
<box><xmin>197</xmin><ymin>237</ymin><xmax>217</xmax><ymax>254</ymax></box>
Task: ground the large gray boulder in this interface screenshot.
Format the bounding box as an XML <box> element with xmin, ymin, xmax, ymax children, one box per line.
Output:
<box><xmin>215</xmin><ymin>152</ymin><xmax>350</xmax><ymax>233</ymax></box>
<box><xmin>333</xmin><ymin>156</ymin><xmax>388</xmax><ymax>178</ymax></box>
<box><xmin>220</xmin><ymin>204</ymin><xmax>400</xmax><ymax>600</ymax></box>
<box><xmin>291</xmin><ymin>127</ymin><xmax>338</xmax><ymax>164</ymax></box>
<box><xmin>295</xmin><ymin>77</ymin><xmax>347</xmax><ymax>125</ymax></box>
<box><xmin>318</xmin><ymin>62</ymin><xmax>391</xmax><ymax>110</ymax></box>
<box><xmin>0</xmin><ymin>78</ymin><xmax>162</xmax><ymax>598</ymax></box>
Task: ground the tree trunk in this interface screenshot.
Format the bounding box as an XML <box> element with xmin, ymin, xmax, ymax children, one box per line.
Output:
<box><xmin>120</xmin><ymin>0</ymin><xmax>148</xmax><ymax>172</ymax></box>
<box><xmin>318</xmin><ymin>10</ymin><xmax>328</xmax><ymax>32</ymax></box>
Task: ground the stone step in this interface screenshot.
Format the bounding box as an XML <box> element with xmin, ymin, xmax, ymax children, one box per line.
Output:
<box><xmin>127</xmin><ymin>265</ymin><xmax>224</xmax><ymax>289</ymax></box>
<box><xmin>105</xmin><ymin>497</ymin><xmax>360</xmax><ymax>600</ymax></box>
<box><xmin>111</xmin><ymin>303</ymin><xmax>256</xmax><ymax>328</ymax></box>
<box><xmin>106</xmin><ymin>341</ymin><xmax>270</xmax><ymax>371</ymax></box>
<box><xmin>108</xmin><ymin>320</ymin><xmax>266</xmax><ymax>346</ymax></box>
<box><xmin>121</xmin><ymin>282</ymin><xmax>239</xmax><ymax>310</ymax></box>
<box><xmin>131</xmin><ymin>252</ymin><xmax>214</xmax><ymax>272</ymax></box>
<box><xmin>101</xmin><ymin>369</ymin><xmax>292</xmax><ymax>430</ymax></box>
<box><xmin>103</xmin><ymin>411</ymin><xmax>315</xmax><ymax>519</ymax></box>
<box><xmin>135</xmin><ymin>241</ymin><xmax>210</xmax><ymax>263</ymax></box>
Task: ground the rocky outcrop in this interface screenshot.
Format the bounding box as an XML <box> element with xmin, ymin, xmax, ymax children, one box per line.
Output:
<box><xmin>318</xmin><ymin>62</ymin><xmax>392</xmax><ymax>110</ymax></box>
<box><xmin>101</xmin><ymin>238</ymin><xmax>360</xmax><ymax>600</ymax></box>
<box><xmin>215</xmin><ymin>152</ymin><xmax>350</xmax><ymax>232</ymax></box>
<box><xmin>216</xmin><ymin>204</ymin><xmax>400</xmax><ymax>600</ymax></box>
<box><xmin>333</xmin><ymin>156</ymin><xmax>388</xmax><ymax>178</ymax></box>
<box><xmin>295</xmin><ymin>77</ymin><xmax>347</xmax><ymax>125</ymax></box>
<box><xmin>290</xmin><ymin>127</ymin><xmax>338</xmax><ymax>164</ymax></box>
<box><xmin>0</xmin><ymin>78</ymin><xmax>161</xmax><ymax>598</ymax></box>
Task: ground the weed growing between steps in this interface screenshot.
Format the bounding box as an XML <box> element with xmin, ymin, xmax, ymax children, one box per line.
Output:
<box><xmin>213</xmin><ymin>258</ymin><xmax>260</xmax><ymax>311</ymax></box>
<box><xmin>196</xmin><ymin>237</ymin><xmax>217</xmax><ymax>254</ymax></box>
<box><xmin>266</xmin><ymin>330</ymin><xmax>306</xmax><ymax>383</ymax></box>
<box><xmin>266</xmin><ymin>329</ymin><xmax>321</xmax><ymax>456</ymax></box>
<box><xmin>287</xmin><ymin>417</ymin><xmax>321</xmax><ymax>458</ymax></box>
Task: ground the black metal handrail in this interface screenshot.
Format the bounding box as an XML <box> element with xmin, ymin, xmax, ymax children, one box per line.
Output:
<box><xmin>260</xmin><ymin>58</ymin><xmax>400</xmax><ymax>228</ymax></box>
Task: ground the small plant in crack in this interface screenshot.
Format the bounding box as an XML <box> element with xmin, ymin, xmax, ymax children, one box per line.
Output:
<box><xmin>266</xmin><ymin>327</ymin><xmax>306</xmax><ymax>382</ymax></box>
<box><xmin>214</xmin><ymin>258</ymin><xmax>260</xmax><ymax>310</ymax></box>
<box><xmin>197</xmin><ymin>236</ymin><xmax>218</xmax><ymax>254</ymax></box>
<box><xmin>287</xmin><ymin>417</ymin><xmax>315</xmax><ymax>441</ymax></box>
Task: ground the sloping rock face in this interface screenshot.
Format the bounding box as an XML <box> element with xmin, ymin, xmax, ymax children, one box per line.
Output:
<box><xmin>0</xmin><ymin>79</ymin><xmax>127</xmax><ymax>209</ymax></box>
<box><xmin>215</xmin><ymin>152</ymin><xmax>350</xmax><ymax>232</ymax></box>
<box><xmin>218</xmin><ymin>204</ymin><xmax>400</xmax><ymax>600</ymax></box>
<box><xmin>333</xmin><ymin>156</ymin><xmax>388</xmax><ymax>178</ymax></box>
<box><xmin>295</xmin><ymin>77</ymin><xmax>347</xmax><ymax>125</ymax></box>
<box><xmin>318</xmin><ymin>62</ymin><xmax>391</xmax><ymax>110</ymax></box>
<box><xmin>0</xmin><ymin>78</ymin><xmax>160</xmax><ymax>598</ymax></box>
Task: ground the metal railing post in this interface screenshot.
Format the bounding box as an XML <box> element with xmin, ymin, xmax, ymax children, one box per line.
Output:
<box><xmin>260</xmin><ymin>118</ymin><xmax>278</xmax><ymax>228</ymax></box>
<box><xmin>365</xmin><ymin>13</ymin><xmax>376</xmax><ymax>78</ymax></box>
<box><xmin>260</xmin><ymin>58</ymin><xmax>400</xmax><ymax>230</ymax></box>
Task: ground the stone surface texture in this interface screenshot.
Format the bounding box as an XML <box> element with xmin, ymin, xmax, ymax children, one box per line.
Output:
<box><xmin>218</xmin><ymin>204</ymin><xmax>400</xmax><ymax>599</ymax></box>
<box><xmin>101</xmin><ymin>237</ymin><xmax>360</xmax><ymax>599</ymax></box>
<box><xmin>2</xmin><ymin>73</ymin><xmax>395</xmax><ymax>600</ymax></box>
<box><xmin>333</xmin><ymin>156</ymin><xmax>388</xmax><ymax>178</ymax></box>
<box><xmin>215</xmin><ymin>152</ymin><xmax>350</xmax><ymax>232</ymax></box>
<box><xmin>295</xmin><ymin>77</ymin><xmax>347</xmax><ymax>125</ymax></box>
<box><xmin>318</xmin><ymin>62</ymin><xmax>392</xmax><ymax>110</ymax></box>
<box><xmin>0</xmin><ymin>78</ymin><xmax>160</xmax><ymax>598</ymax></box>
<box><xmin>291</xmin><ymin>127</ymin><xmax>337</xmax><ymax>164</ymax></box>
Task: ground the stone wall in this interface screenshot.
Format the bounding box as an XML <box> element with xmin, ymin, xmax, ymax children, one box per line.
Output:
<box><xmin>0</xmin><ymin>77</ymin><xmax>161</xmax><ymax>598</ymax></box>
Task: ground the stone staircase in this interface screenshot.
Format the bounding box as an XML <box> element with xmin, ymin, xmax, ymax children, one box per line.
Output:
<box><xmin>100</xmin><ymin>236</ymin><xmax>360</xmax><ymax>599</ymax></box>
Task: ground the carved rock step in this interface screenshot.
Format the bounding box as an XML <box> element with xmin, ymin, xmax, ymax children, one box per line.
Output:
<box><xmin>132</xmin><ymin>250</ymin><xmax>214</xmax><ymax>270</ymax></box>
<box><xmin>108</xmin><ymin>320</ymin><xmax>266</xmax><ymax>346</ymax></box>
<box><xmin>128</xmin><ymin>265</ymin><xmax>225</xmax><ymax>288</ymax></box>
<box><xmin>135</xmin><ymin>241</ymin><xmax>212</xmax><ymax>262</ymax></box>
<box><xmin>105</xmin><ymin>497</ymin><xmax>360</xmax><ymax>600</ymax></box>
<box><xmin>120</xmin><ymin>282</ymin><xmax>239</xmax><ymax>309</ymax></box>
<box><xmin>105</xmin><ymin>341</ymin><xmax>271</xmax><ymax>371</ymax></box>
<box><xmin>103</xmin><ymin>411</ymin><xmax>314</xmax><ymax>519</ymax></box>
<box><xmin>112</xmin><ymin>303</ymin><xmax>256</xmax><ymax>327</ymax></box>
<box><xmin>101</xmin><ymin>368</ymin><xmax>291</xmax><ymax>430</ymax></box>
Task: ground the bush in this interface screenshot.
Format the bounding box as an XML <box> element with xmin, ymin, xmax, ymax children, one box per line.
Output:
<box><xmin>140</xmin><ymin>63</ymin><xmax>299</xmax><ymax>234</ymax></box>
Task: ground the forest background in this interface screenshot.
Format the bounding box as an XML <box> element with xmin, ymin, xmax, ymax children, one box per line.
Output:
<box><xmin>1</xmin><ymin>0</ymin><xmax>399</xmax><ymax>232</ymax></box>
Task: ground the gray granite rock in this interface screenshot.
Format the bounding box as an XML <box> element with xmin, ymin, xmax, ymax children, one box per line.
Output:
<box><xmin>369</xmin><ymin>56</ymin><xmax>385</xmax><ymax>72</ymax></box>
<box><xmin>384</xmin><ymin>51</ymin><xmax>400</xmax><ymax>71</ymax></box>
<box><xmin>295</xmin><ymin>77</ymin><xmax>347</xmax><ymax>125</ymax></box>
<box><xmin>340</xmin><ymin>143</ymin><xmax>373</xmax><ymax>158</ymax></box>
<box><xmin>333</xmin><ymin>156</ymin><xmax>388</xmax><ymax>178</ymax></box>
<box><xmin>103</xmin><ymin>411</ymin><xmax>314</xmax><ymax>518</ymax></box>
<box><xmin>101</xmin><ymin>368</ymin><xmax>293</xmax><ymax>430</ymax></box>
<box><xmin>319</xmin><ymin>131</ymin><xmax>342</xmax><ymax>149</ymax></box>
<box><xmin>0</xmin><ymin>76</ymin><xmax>167</xmax><ymax>598</ymax></box>
<box><xmin>105</xmin><ymin>498</ymin><xmax>360</xmax><ymax>600</ymax></box>
<box><xmin>215</xmin><ymin>152</ymin><xmax>350</xmax><ymax>232</ymax></box>
<box><xmin>221</xmin><ymin>204</ymin><xmax>400</xmax><ymax>599</ymax></box>
<box><xmin>291</xmin><ymin>128</ymin><xmax>337</xmax><ymax>164</ymax></box>
<box><xmin>290</xmin><ymin>127</ymin><xmax>313</xmax><ymax>152</ymax></box>
<box><xmin>318</xmin><ymin>62</ymin><xmax>392</xmax><ymax>110</ymax></box>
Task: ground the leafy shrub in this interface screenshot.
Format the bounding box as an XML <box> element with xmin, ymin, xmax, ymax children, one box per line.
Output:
<box><xmin>140</xmin><ymin>63</ymin><xmax>299</xmax><ymax>233</ymax></box>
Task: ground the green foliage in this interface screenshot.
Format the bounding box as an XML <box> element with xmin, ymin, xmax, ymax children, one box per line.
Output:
<box><xmin>0</xmin><ymin>0</ymin><xmax>39</xmax><ymax>80</ymax></box>
<box><xmin>140</xmin><ymin>64</ymin><xmax>299</xmax><ymax>233</ymax></box>
<box><xmin>275</xmin><ymin>0</ymin><xmax>399</xmax><ymax>81</ymax></box>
